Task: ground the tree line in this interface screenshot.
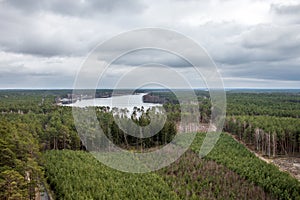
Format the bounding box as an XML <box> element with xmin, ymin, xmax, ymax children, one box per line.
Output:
<box><xmin>224</xmin><ymin>115</ymin><xmax>300</xmax><ymax>157</ymax></box>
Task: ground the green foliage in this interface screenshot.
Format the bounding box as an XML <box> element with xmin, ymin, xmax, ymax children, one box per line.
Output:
<box><xmin>190</xmin><ymin>133</ymin><xmax>300</xmax><ymax>200</ymax></box>
<box><xmin>0</xmin><ymin>90</ymin><xmax>56</xmax><ymax>114</ymax></box>
<box><xmin>159</xmin><ymin>150</ymin><xmax>272</xmax><ymax>200</ymax></box>
<box><xmin>77</xmin><ymin>106</ymin><xmax>178</xmax><ymax>150</ymax></box>
<box><xmin>227</xmin><ymin>93</ymin><xmax>300</xmax><ymax>118</ymax></box>
<box><xmin>43</xmin><ymin>150</ymin><xmax>179</xmax><ymax>200</ymax></box>
<box><xmin>0</xmin><ymin>119</ymin><xmax>43</xmax><ymax>199</ymax></box>
<box><xmin>2</xmin><ymin>90</ymin><xmax>300</xmax><ymax>199</ymax></box>
<box><xmin>44</xmin><ymin>134</ymin><xmax>300</xmax><ymax>200</ymax></box>
<box><xmin>0</xmin><ymin>169</ymin><xmax>28</xmax><ymax>199</ymax></box>
<box><xmin>224</xmin><ymin>115</ymin><xmax>300</xmax><ymax>155</ymax></box>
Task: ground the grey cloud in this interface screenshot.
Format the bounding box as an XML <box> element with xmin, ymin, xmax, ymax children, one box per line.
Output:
<box><xmin>220</xmin><ymin>58</ymin><xmax>300</xmax><ymax>82</ymax></box>
<box><xmin>0</xmin><ymin>74</ymin><xmax>74</xmax><ymax>88</ymax></box>
<box><xmin>0</xmin><ymin>64</ymin><xmax>74</xmax><ymax>88</ymax></box>
<box><xmin>89</xmin><ymin>28</ymin><xmax>217</xmax><ymax>68</ymax></box>
<box><xmin>0</xmin><ymin>0</ymin><xmax>300</xmax><ymax>88</ymax></box>
<box><xmin>196</xmin><ymin>22</ymin><xmax>300</xmax><ymax>83</ymax></box>
<box><xmin>112</xmin><ymin>49</ymin><xmax>192</xmax><ymax>68</ymax></box>
<box><xmin>0</xmin><ymin>65</ymin><xmax>59</xmax><ymax>78</ymax></box>
<box><xmin>0</xmin><ymin>0</ymin><xmax>145</xmax><ymax>57</ymax></box>
<box><xmin>212</xmin><ymin>24</ymin><xmax>300</xmax><ymax>65</ymax></box>
<box><xmin>28</xmin><ymin>72</ymin><xmax>58</xmax><ymax>77</ymax></box>
<box><xmin>270</xmin><ymin>3</ymin><xmax>300</xmax><ymax>24</ymax></box>
<box><xmin>3</xmin><ymin>0</ymin><xmax>146</xmax><ymax>16</ymax></box>
<box><xmin>0</xmin><ymin>32</ymin><xmax>90</xmax><ymax>57</ymax></box>
<box><xmin>271</xmin><ymin>3</ymin><xmax>300</xmax><ymax>15</ymax></box>
<box><xmin>241</xmin><ymin>25</ymin><xmax>300</xmax><ymax>60</ymax></box>
<box><xmin>0</xmin><ymin>7</ymin><xmax>85</xmax><ymax>57</ymax></box>
<box><xmin>82</xmin><ymin>22</ymin><xmax>300</xmax><ymax>85</ymax></box>
<box><xmin>0</xmin><ymin>72</ymin><xmax>57</xmax><ymax>79</ymax></box>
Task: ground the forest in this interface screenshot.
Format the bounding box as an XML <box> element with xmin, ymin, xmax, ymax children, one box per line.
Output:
<box><xmin>0</xmin><ymin>89</ymin><xmax>300</xmax><ymax>199</ymax></box>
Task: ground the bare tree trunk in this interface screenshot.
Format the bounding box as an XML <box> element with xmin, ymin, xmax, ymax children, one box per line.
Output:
<box><xmin>63</xmin><ymin>132</ymin><xmax>66</xmax><ymax>149</ymax></box>
<box><xmin>255</xmin><ymin>128</ymin><xmax>259</xmax><ymax>151</ymax></box>
<box><xmin>268</xmin><ymin>133</ymin><xmax>271</xmax><ymax>157</ymax></box>
<box><xmin>272</xmin><ymin>133</ymin><xmax>276</xmax><ymax>157</ymax></box>
<box><xmin>261</xmin><ymin>130</ymin><xmax>264</xmax><ymax>155</ymax></box>
<box><xmin>123</xmin><ymin>133</ymin><xmax>129</xmax><ymax>148</ymax></box>
<box><xmin>239</xmin><ymin>122</ymin><xmax>242</xmax><ymax>140</ymax></box>
<box><xmin>54</xmin><ymin>136</ymin><xmax>57</xmax><ymax>150</ymax></box>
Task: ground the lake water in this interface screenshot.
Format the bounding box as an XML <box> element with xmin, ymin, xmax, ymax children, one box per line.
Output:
<box><xmin>64</xmin><ymin>93</ymin><xmax>162</xmax><ymax>113</ymax></box>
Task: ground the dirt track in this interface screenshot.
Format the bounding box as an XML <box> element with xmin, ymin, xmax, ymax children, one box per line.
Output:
<box><xmin>226</xmin><ymin>132</ymin><xmax>300</xmax><ymax>182</ymax></box>
<box><xmin>176</xmin><ymin>122</ymin><xmax>300</xmax><ymax>182</ymax></box>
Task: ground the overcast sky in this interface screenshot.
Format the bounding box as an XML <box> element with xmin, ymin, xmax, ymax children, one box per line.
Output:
<box><xmin>0</xmin><ymin>0</ymin><xmax>300</xmax><ymax>89</ymax></box>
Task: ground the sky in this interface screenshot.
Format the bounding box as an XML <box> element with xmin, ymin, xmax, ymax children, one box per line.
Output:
<box><xmin>0</xmin><ymin>0</ymin><xmax>300</xmax><ymax>89</ymax></box>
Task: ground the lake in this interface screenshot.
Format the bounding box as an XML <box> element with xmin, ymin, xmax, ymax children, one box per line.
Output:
<box><xmin>63</xmin><ymin>93</ymin><xmax>162</xmax><ymax>113</ymax></box>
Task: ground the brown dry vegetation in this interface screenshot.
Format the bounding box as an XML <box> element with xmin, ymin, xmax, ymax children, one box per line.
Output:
<box><xmin>158</xmin><ymin>150</ymin><xmax>273</xmax><ymax>200</ymax></box>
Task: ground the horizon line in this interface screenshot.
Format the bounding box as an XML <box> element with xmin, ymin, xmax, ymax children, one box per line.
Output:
<box><xmin>0</xmin><ymin>88</ymin><xmax>300</xmax><ymax>90</ymax></box>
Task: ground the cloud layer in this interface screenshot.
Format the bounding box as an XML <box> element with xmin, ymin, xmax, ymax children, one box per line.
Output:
<box><xmin>0</xmin><ymin>0</ymin><xmax>299</xmax><ymax>88</ymax></box>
